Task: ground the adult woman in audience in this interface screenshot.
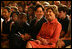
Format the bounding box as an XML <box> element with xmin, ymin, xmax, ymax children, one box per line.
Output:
<box><xmin>26</xmin><ymin>5</ymin><xmax>62</xmax><ymax>48</ymax></box>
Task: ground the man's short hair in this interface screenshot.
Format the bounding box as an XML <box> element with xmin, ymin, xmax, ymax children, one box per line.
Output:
<box><xmin>34</xmin><ymin>5</ymin><xmax>44</xmax><ymax>11</ymax></box>
<box><xmin>58</xmin><ymin>5</ymin><xmax>68</xmax><ymax>13</ymax></box>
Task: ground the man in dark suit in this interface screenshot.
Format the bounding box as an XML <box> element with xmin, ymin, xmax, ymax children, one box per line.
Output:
<box><xmin>29</xmin><ymin>5</ymin><xmax>47</xmax><ymax>39</ymax></box>
<box><xmin>58</xmin><ymin>5</ymin><xmax>69</xmax><ymax>38</ymax></box>
<box><xmin>1</xmin><ymin>7</ymin><xmax>12</xmax><ymax>48</ymax></box>
<box><xmin>10</xmin><ymin>13</ymin><xmax>30</xmax><ymax>48</ymax></box>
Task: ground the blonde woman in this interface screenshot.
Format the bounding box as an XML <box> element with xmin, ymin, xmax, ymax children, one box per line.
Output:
<box><xmin>26</xmin><ymin>5</ymin><xmax>62</xmax><ymax>48</ymax></box>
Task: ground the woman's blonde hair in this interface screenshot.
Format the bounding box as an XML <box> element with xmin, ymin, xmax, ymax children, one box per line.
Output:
<box><xmin>46</xmin><ymin>5</ymin><xmax>59</xmax><ymax>17</ymax></box>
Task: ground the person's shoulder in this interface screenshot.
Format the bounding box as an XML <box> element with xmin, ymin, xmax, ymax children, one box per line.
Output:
<box><xmin>40</xmin><ymin>17</ymin><xmax>47</xmax><ymax>23</ymax></box>
<box><xmin>56</xmin><ymin>21</ymin><xmax>62</xmax><ymax>27</ymax></box>
<box><xmin>64</xmin><ymin>16</ymin><xmax>69</xmax><ymax>22</ymax></box>
<box><xmin>54</xmin><ymin>19</ymin><xmax>62</xmax><ymax>27</ymax></box>
<box><xmin>42</xmin><ymin>17</ymin><xmax>47</xmax><ymax>21</ymax></box>
<box><xmin>42</xmin><ymin>22</ymin><xmax>47</xmax><ymax>25</ymax></box>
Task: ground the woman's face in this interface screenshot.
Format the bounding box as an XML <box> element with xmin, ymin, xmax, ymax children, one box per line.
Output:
<box><xmin>45</xmin><ymin>9</ymin><xmax>55</xmax><ymax>21</ymax></box>
<box><xmin>35</xmin><ymin>7</ymin><xmax>44</xmax><ymax>19</ymax></box>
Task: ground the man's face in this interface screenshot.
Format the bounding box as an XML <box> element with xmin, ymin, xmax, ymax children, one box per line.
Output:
<box><xmin>35</xmin><ymin>7</ymin><xmax>44</xmax><ymax>19</ymax></box>
<box><xmin>2</xmin><ymin>9</ymin><xmax>9</xmax><ymax>18</ymax></box>
<box><xmin>59</xmin><ymin>11</ymin><xmax>65</xmax><ymax>18</ymax></box>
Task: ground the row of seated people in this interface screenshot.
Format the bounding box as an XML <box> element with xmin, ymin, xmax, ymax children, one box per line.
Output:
<box><xmin>1</xmin><ymin>4</ymin><xmax>71</xmax><ymax>48</ymax></box>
